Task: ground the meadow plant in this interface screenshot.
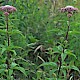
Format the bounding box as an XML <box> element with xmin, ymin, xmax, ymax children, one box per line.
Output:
<box><xmin>59</xmin><ymin>6</ymin><xmax>79</xmax><ymax>79</ymax></box>
<box><xmin>61</xmin><ymin>6</ymin><xmax>78</xmax><ymax>40</ymax></box>
<box><xmin>0</xmin><ymin>5</ymin><xmax>17</xmax><ymax>79</ymax></box>
<box><xmin>0</xmin><ymin>5</ymin><xmax>17</xmax><ymax>46</ymax></box>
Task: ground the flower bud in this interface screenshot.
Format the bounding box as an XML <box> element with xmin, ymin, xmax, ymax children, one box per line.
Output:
<box><xmin>4</xmin><ymin>12</ymin><xmax>9</xmax><ymax>16</ymax></box>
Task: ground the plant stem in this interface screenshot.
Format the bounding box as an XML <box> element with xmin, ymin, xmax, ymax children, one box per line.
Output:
<box><xmin>65</xmin><ymin>17</ymin><xmax>70</xmax><ymax>41</ymax></box>
<box><xmin>5</xmin><ymin>0</ymin><xmax>9</xmax><ymax>4</ymax></box>
<box><xmin>58</xmin><ymin>56</ymin><xmax>62</xmax><ymax>77</ymax></box>
<box><xmin>6</xmin><ymin>16</ymin><xmax>10</xmax><ymax>46</ymax></box>
<box><xmin>58</xmin><ymin>46</ymin><xmax>65</xmax><ymax>77</ymax></box>
<box><xmin>6</xmin><ymin>16</ymin><xmax>10</xmax><ymax>69</ymax></box>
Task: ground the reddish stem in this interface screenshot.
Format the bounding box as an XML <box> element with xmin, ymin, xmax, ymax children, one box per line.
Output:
<box><xmin>65</xmin><ymin>17</ymin><xmax>70</xmax><ymax>41</ymax></box>
<box><xmin>6</xmin><ymin>15</ymin><xmax>10</xmax><ymax>69</ymax></box>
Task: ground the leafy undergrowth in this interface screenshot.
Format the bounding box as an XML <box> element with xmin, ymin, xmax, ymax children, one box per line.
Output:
<box><xmin>0</xmin><ymin>0</ymin><xmax>80</xmax><ymax>80</ymax></box>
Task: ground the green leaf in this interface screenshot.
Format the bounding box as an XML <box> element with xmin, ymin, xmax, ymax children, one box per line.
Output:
<box><xmin>61</xmin><ymin>52</ymin><xmax>67</xmax><ymax>63</ymax></box>
<box><xmin>14</xmin><ymin>67</ymin><xmax>27</xmax><ymax>76</ymax></box>
<box><xmin>1</xmin><ymin>47</ymin><xmax>6</xmax><ymax>54</ymax></box>
<box><xmin>8</xmin><ymin>46</ymin><xmax>22</xmax><ymax>50</ymax></box>
<box><xmin>69</xmin><ymin>30</ymin><xmax>80</xmax><ymax>35</ymax></box>
<box><xmin>9</xmin><ymin>69</ymin><xmax>13</xmax><ymax>77</ymax></box>
<box><xmin>70</xmin><ymin>66</ymin><xmax>80</xmax><ymax>73</ymax></box>
<box><xmin>61</xmin><ymin>66</ymin><xmax>70</xmax><ymax>70</ymax></box>
<box><xmin>37</xmin><ymin>70</ymin><xmax>43</xmax><ymax>79</ymax></box>
<box><xmin>0</xmin><ymin>29</ymin><xmax>6</xmax><ymax>34</ymax></box>
<box><xmin>9</xmin><ymin>30</ymin><xmax>22</xmax><ymax>35</ymax></box>
<box><xmin>38</xmin><ymin>62</ymin><xmax>57</xmax><ymax>68</ymax></box>
<box><xmin>10</xmin><ymin>50</ymin><xmax>17</xmax><ymax>56</ymax></box>
<box><xmin>65</xmin><ymin>50</ymin><xmax>77</xmax><ymax>59</ymax></box>
<box><xmin>67</xmin><ymin>52</ymin><xmax>77</xmax><ymax>59</ymax></box>
<box><xmin>0</xmin><ymin>69</ymin><xmax>5</xmax><ymax>73</ymax></box>
<box><xmin>11</xmin><ymin>62</ymin><xmax>18</xmax><ymax>69</ymax></box>
<box><xmin>46</xmin><ymin>78</ymin><xmax>57</xmax><ymax>80</ymax></box>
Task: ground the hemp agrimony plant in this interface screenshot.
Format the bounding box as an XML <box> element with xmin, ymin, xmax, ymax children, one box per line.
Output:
<box><xmin>0</xmin><ymin>5</ymin><xmax>27</xmax><ymax>80</ymax></box>
<box><xmin>0</xmin><ymin>5</ymin><xmax>17</xmax><ymax>79</ymax></box>
<box><xmin>61</xmin><ymin>6</ymin><xmax>78</xmax><ymax>40</ymax></box>
<box><xmin>56</xmin><ymin>6</ymin><xmax>79</xmax><ymax>79</ymax></box>
<box><xmin>0</xmin><ymin>5</ymin><xmax>17</xmax><ymax>69</ymax></box>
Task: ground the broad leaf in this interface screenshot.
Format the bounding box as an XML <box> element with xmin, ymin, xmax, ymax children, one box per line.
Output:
<box><xmin>70</xmin><ymin>65</ymin><xmax>80</xmax><ymax>73</ymax></box>
<box><xmin>11</xmin><ymin>62</ymin><xmax>18</xmax><ymax>69</ymax></box>
<box><xmin>38</xmin><ymin>62</ymin><xmax>57</xmax><ymax>68</ymax></box>
<box><xmin>14</xmin><ymin>67</ymin><xmax>27</xmax><ymax>76</ymax></box>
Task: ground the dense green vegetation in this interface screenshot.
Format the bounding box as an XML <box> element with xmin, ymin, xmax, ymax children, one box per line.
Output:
<box><xmin>0</xmin><ymin>0</ymin><xmax>80</xmax><ymax>80</ymax></box>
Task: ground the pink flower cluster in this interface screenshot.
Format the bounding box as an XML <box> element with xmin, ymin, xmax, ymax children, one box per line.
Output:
<box><xmin>61</xmin><ymin>6</ymin><xmax>78</xmax><ymax>17</ymax></box>
<box><xmin>0</xmin><ymin>5</ymin><xmax>17</xmax><ymax>16</ymax></box>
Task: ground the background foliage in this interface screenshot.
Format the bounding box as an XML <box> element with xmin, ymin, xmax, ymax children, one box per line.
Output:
<box><xmin>0</xmin><ymin>0</ymin><xmax>80</xmax><ymax>80</ymax></box>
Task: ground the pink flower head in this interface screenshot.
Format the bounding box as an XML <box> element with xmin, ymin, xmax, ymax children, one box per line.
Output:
<box><xmin>61</xmin><ymin>6</ymin><xmax>78</xmax><ymax>13</ymax></box>
<box><xmin>4</xmin><ymin>12</ymin><xmax>9</xmax><ymax>16</ymax></box>
<box><xmin>60</xmin><ymin>6</ymin><xmax>78</xmax><ymax>17</ymax></box>
<box><xmin>74</xmin><ymin>8</ymin><xmax>78</xmax><ymax>12</ymax></box>
<box><xmin>61</xmin><ymin>8</ymin><xmax>66</xmax><ymax>12</ymax></box>
<box><xmin>65</xmin><ymin>6</ymin><xmax>74</xmax><ymax>12</ymax></box>
<box><xmin>0</xmin><ymin>5</ymin><xmax>17</xmax><ymax>13</ymax></box>
<box><xmin>67</xmin><ymin>13</ymin><xmax>72</xmax><ymax>18</ymax></box>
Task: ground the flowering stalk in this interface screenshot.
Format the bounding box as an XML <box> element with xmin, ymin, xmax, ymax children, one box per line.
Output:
<box><xmin>6</xmin><ymin>14</ymin><xmax>10</xmax><ymax>69</ymax></box>
<box><xmin>65</xmin><ymin>17</ymin><xmax>70</xmax><ymax>40</ymax></box>
<box><xmin>0</xmin><ymin>5</ymin><xmax>17</xmax><ymax>74</ymax></box>
<box><xmin>60</xmin><ymin>6</ymin><xmax>78</xmax><ymax>79</ymax></box>
<box><xmin>60</xmin><ymin>6</ymin><xmax>78</xmax><ymax>41</ymax></box>
<box><xmin>6</xmin><ymin>14</ymin><xmax>9</xmax><ymax>46</ymax></box>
